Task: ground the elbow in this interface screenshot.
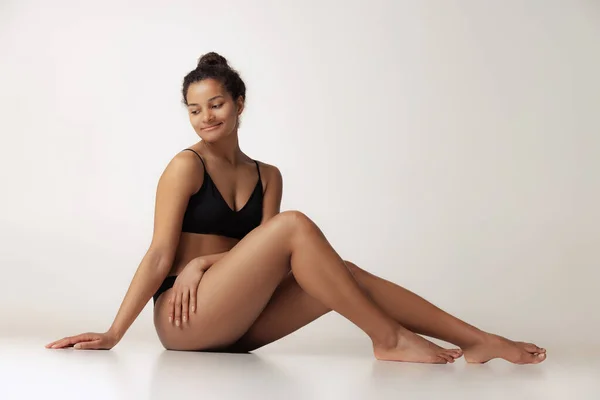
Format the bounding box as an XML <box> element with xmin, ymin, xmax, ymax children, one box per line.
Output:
<box><xmin>145</xmin><ymin>247</ymin><xmax>174</xmax><ymax>274</ymax></box>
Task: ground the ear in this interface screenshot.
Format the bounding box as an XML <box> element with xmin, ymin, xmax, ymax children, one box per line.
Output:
<box><xmin>235</xmin><ymin>96</ymin><xmax>245</xmax><ymax>115</ymax></box>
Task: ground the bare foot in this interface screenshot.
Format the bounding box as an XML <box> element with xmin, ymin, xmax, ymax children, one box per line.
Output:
<box><xmin>462</xmin><ymin>333</ymin><xmax>547</xmax><ymax>364</ymax></box>
<box><xmin>373</xmin><ymin>329</ymin><xmax>463</xmax><ymax>364</ymax></box>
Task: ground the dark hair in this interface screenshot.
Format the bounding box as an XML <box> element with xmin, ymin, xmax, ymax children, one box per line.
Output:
<box><xmin>181</xmin><ymin>52</ymin><xmax>246</xmax><ymax>106</ymax></box>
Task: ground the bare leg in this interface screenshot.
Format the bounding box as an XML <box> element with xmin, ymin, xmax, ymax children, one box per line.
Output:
<box><xmin>269</xmin><ymin>212</ymin><xmax>461</xmax><ymax>363</ymax></box>
<box><xmin>349</xmin><ymin>263</ymin><xmax>546</xmax><ymax>364</ymax></box>
<box><xmin>155</xmin><ymin>211</ymin><xmax>460</xmax><ymax>363</ymax></box>
<box><xmin>228</xmin><ymin>271</ymin><xmax>332</xmax><ymax>352</ymax></box>
<box><xmin>231</xmin><ymin>262</ymin><xmax>546</xmax><ymax>365</ymax></box>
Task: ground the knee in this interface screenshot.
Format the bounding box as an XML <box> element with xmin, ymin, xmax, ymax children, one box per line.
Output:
<box><xmin>344</xmin><ymin>260</ymin><xmax>361</xmax><ymax>275</ymax></box>
<box><xmin>274</xmin><ymin>210</ymin><xmax>316</xmax><ymax>232</ymax></box>
<box><xmin>343</xmin><ymin>260</ymin><xmax>369</xmax><ymax>290</ymax></box>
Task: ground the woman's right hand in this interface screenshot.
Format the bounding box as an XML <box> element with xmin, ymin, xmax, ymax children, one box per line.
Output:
<box><xmin>169</xmin><ymin>258</ymin><xmax>208</xmax><ymax>327</ymax></box>
<box><xmin>45</xmin><ymin>331</ymin><xmax>119</xmax><ymax>350</ymax></box>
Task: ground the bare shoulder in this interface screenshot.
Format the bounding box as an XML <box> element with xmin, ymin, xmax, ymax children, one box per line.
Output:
<box><xmin>148</xmin><ymin>149</ymin><xmax>204</xmax><ymax>259</ymax></box>
<box><xmin>255</xmin><ymin>160</ymin><xmax>283</xmax><ymax>188</ymax></box>
<box><xmin>158</xmin><ymin>149</ymin><xmax>205</xmax><ymax>193</ymax></box>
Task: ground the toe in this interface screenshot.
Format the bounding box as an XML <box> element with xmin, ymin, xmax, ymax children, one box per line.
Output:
<box><xmin>440</xmin><ymin>353</ymin><xmax>455</xmax><ymax>363</ymax></box>
<box><xmin>443</xmin><ymin>349</ymin><xmax>462</xmax><ymax>360</ymax></box>
<box><xmin>450</xmin><ymin>349</ymin><xmax>464</xmax><ymax>358</ymax></box>
<box><xmin>521</xmin><ymin>351</ymin><xmax>546</xmax><ymax>364</ymax></box>
<box><xmin>520</xmin><ymin>342</ymin><xmax>544</xmax><ymax>354</ymax></box>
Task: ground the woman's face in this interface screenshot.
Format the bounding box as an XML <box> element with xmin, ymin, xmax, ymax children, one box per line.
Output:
<box><xmin>186</xmin><ymin>78</ymin><xmax>244</xmax><ymax>143</ymax></box>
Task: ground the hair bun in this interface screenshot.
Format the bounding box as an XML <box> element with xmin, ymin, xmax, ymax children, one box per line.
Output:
<box><xmin>197</xmin><ymin>52</ymin><xmax>229</xmax><ymax>68</ymax></box>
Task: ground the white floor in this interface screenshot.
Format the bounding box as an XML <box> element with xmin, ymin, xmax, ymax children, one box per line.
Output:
<box><xmin>1</xmin><ymin>337</ymin><xmax>598</xmax><ymax>400</ymax></box>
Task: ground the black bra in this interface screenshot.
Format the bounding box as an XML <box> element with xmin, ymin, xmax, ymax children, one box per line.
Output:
<box><xmin>180</xmin><ymin>149</ymin><xmax>263</xmax><ymax>240</ymax></box>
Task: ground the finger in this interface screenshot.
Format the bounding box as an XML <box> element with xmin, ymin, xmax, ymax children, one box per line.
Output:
<box><xmin>48</xmin><ymin>334</ymin><xmax>91</xmax><ymax>349</ymax></box>
<box><xmin>182</xmin><ymin>289</ymin><xmax>190</xmax><ymax>324</ymax></box>
<box><xmin>74</xmin><ymin>340</ymin><xmax>102</xmax><ymax>350</ymax></box>
<box><xmin>190</xmin><ymin>284</ymin><xmax>197</xmax><ymax>314</ymax></box>
<box><xmin>49</xmin><ymin>339</ymin><xmax>71</xmax><ymax>349</ymax></box>
<box><xmin>168</xmin><ymin>291</ymin><xmax>175</xmax><ymax>324</ymax></box>
<box><xmin>46</xmin><ymin>338</ymin><xmax>65</xmax><ymax>348</ymax></box>
<box><xmin>46</xmin><ymin>338</ymin><xmax>67</xmax><ymax>348</ymax></box>
<box><xmin>174</xmin><ymin>291</ymin><xmax>182</xmax><ymax>327</ymax></box>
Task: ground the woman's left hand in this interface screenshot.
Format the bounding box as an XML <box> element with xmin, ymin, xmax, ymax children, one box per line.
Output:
<box><xmin>169</xmin><ymin>258</ymin><xmax>208</xmax><ymax>327</ymax></box>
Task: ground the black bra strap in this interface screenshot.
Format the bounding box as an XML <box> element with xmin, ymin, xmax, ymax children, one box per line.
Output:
<box><xmin>183</xmin><ymin>148</ymin><xmax>207</xmax><ymax>171</ymax></box>
<box><xmin>253</xmin><ymin>160</ymin><xmax>262</xmax><ymax>181</ymax></box>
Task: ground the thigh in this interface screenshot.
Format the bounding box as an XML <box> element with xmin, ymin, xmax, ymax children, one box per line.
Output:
<box><xmin>228</xmin><ymin>262</ymin><xmax>363</xmax><ymax>352</ymax></box>
<box><xmin>228</xmin><ymin>271</ymin><xmax>332</xmax><ymax>352</ymax></box>
<box><xmin>153</xmin><ymin>213</ymin><xmax>297</xmax><ymax>351</ymax></box>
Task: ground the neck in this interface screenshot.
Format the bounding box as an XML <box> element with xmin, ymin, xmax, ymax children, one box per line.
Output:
<box><xmin>199</xmin><ymin>131</ymin><xmax>244</xmax><ymax>165</ymax></box>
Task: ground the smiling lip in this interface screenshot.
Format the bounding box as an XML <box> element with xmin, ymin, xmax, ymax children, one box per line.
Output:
<box><xmin>202</xmin><ymin>123</ymin><xmax>222</xmax><ymax>131</ymax></box>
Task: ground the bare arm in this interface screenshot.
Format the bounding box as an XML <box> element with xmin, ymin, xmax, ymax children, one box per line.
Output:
<box><xmin>46</xmin><ymin>151</ymin><xmax>203</xmax><ymax>349</ymax></box>
<box><xmin>107</xmin><ymin>153</ymin><xmax>202</xmax><ymax>339</ymax></box>
<box><xmin>260</xmin><ymin>163</ymin><xmax>283</xmax><ymax>223</ymax></box>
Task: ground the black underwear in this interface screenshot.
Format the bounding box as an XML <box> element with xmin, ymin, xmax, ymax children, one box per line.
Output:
<box><xmin>153</xmin><ymin>276</ymin><xmax>177</xmax><ymax>304</ymax></box>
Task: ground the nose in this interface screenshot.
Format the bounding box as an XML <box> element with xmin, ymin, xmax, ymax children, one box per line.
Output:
<box><xmin>202</xmin><ymin>111</ymin><xmax>215</xmax><ymax>124</ymax></box>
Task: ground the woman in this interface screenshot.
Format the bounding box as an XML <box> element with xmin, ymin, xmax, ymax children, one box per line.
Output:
<box><xmin>46</xmin><ymin>52</ymin><xmax>546</xmax><ymax>365</ymax></box>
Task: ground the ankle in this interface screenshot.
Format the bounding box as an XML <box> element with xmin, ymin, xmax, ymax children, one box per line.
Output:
<box><xmin>371</xmin><ymin>324</ymin><xmax>402</xmax><ymax>350</ymax></box>
<box><xmin>460</xmin><ymin>330</ymin><xmax>490</xmax><ymax>348</ymax></box>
